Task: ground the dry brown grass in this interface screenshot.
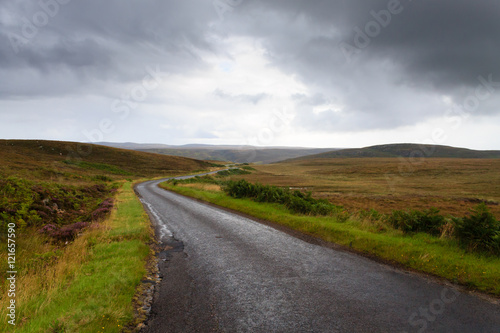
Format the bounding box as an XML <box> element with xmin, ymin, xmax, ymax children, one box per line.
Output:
<box><xmin>234</xmin><ymin>158</ymin><xmax>500</xmax><ymax>218</ymax></box>
<box><xmin>183</xmin><ymin>183</ymin><xmax>222</xmax><ymax>192</ymax></box>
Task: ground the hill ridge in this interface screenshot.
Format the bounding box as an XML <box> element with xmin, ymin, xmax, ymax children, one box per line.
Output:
<box><xmin>0</xmin><ymin>139</ymin><xmax>211</xmax><ymax>180</ymax></box>
<box><xmin>281</xmin><ymin>143</ymin><xmax>500</xmax><ymax>162</ymax></box>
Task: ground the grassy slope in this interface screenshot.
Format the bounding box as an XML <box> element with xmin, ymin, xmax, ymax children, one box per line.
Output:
<box><xmin>0</xmin><ymin>140</ymin><xmax>214</xmax><ymax>331</ymax></box>
<box><xmin>286</xmin><ymin>143</ymin><xmax>500</xmax><ymax>161</ymax></box>
<box><xmin>160</xmin><ymin>182</ymin><xmax>500</xmax><ymax>296</ymax></box>
<box><xmin>0</xmin><ymin>182</ymin><xmax>151</xmax><ymax>332</ymax></box>
<box><xmin>0</xmin><ymin>140</ymin><xmax>211</xmax><ymax>181</ymax></box>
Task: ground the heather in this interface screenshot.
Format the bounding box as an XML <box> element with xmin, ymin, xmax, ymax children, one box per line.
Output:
<box><xmin>0</xmin><ymin>176</ymin><xmax>116</xmax><ymax>241</ymax></box>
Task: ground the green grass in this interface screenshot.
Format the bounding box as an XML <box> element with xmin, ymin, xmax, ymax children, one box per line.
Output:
<box><xmin>161</xmin><ymin>182</ymin><xmax>500</xmax><ymax>296</ymax></box>
<box><xmin>215</xmin><ymin>168</ymin><xmax>251</xmax><ymax>177</ymax></box>
<box><xmin>1</xmin><ymin>182</ymin><xmax>152</xmax><ymax>332</ymax></box>
<box><xmin>62</xmin><ymin>160</ymin><xmax>133</xmax><ymax>176</ymax></box>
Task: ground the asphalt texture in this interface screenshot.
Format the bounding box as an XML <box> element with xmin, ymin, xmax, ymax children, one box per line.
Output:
<box><xmin>135</xmin><ymin>177</ymin><xmax>500</xmax><ymax>333</ymax></box>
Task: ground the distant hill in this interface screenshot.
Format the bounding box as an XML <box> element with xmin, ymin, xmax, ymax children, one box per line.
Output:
<box><xmin>138</xmin><ymin>147</ymin><xmax>336</xmax><ymax>164</ymax></box>
<box><xmin>94</xmin><ymin>142</ymin><xmax>338</xmax><ymax>164</ymax></box>
<box><xmin>0</xmin><ymin>140</ymin><xmax>211</xmax><ymax>180</ymax></box>
<box><xmin>97</xmin><ymin>142</ymin><xmax>314</xmax><ymax>151</ymax></box>
<box><xmin>95</xmin><ymin>142</ymin><xmax>175</xmax><ymax>150</ymax></box>
<box><xmin>283</xmin><ymin>144</ymin><xmax>500</xmax><ymax>162</ymax></box>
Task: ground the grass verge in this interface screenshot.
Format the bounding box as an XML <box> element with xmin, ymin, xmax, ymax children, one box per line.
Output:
<box><xmin>0</xmin><ymin>182</ymin><xmax>152</xmax><ymax>332</ymax></box>
<box><xmin>160</xmin><ymin>182</ymin><xmax>500</xmax><ymax>297</ymax></box>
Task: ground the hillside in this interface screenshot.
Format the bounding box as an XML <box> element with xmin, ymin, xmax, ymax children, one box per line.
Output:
<box><xmin>0</xmin><ymin>139</ymin><xmax>211</xmax><ymax>181</ymax></box>
<box><xmin>283</xmin><ymin>143</ymin><xmax>500</xmax><ymax>161</ymax></box>
<box><xmin>0</xmin><ymin>140</ymin><xmax>212</xmax><ymax>331</ymax></box>
<box><xmin>94</xmin><ymin>142</ymin><xmax>337</xmax><ymax>164</ymax></box>
<box><xmin>138</xmin><ymin>147</ymin><xmax>335</xmax><ymax>164</ymax></box>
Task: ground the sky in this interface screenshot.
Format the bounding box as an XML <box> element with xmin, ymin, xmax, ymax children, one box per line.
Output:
<box><xmin>1</xmin><ymin>0</ymin><xmax>500</xmax><ymax>149</ymax></box>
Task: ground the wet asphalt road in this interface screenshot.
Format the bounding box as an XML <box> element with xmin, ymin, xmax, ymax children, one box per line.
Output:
<box><xmin>135</xmin><ymin>177</ymin><xmax>499</xmax><ymax>333</ymax></box>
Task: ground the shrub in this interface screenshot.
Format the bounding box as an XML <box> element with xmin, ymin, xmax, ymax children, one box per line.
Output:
<box><xmin>91</xmin><ymin>175</ymin><xmax>113</xmax><ymax>182</ymax></box>
<box><xmin>222</xmin><ymin>180</ymin><xmax>344</xmax><ymax>217</ymax></box>
<box><xmin>387</xmin><ymin>208</ymin><xmax>445</xmax><ymax>236</ymax></box>
<box><xmin>39</xmin><ymin>224</ymin><xmax>59</xmax><ymax>235</ymax></box>
<box><xmin>453</xmin><ymin>203</ymin><xmax>500</xmax><ymax>255</ymax></box>
<box><xmin>168</xmin><ymin>175</ymin><xmax>220</xmax><ymax>186</ymax></box>
<box><xmin>39</xmin><ymin>222</ymin><xmax>89</xmax><ymax>242</ymax></box>
<box><xmin>90</xmin><ymin>198</ymin><xmax>114</xmax><ymax>221</ymax></box>
<box><xmin>359</xmin><ymin>208</ymin><xmax>384</xmax><ymax>222</ymax></box>
<box><xmin>81</xmin><ymin>184</ymin><xmax>108</xmax><ymax>195</ymax></box>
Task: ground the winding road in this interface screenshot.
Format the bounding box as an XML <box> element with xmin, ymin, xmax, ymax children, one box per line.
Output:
<box><xmin>135</xmin><ymin>176</ymin><xmax>499</xmax><ymax>333</ymax></box>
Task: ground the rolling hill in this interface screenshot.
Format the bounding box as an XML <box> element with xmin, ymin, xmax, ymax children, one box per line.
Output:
<box><xmin>0</xmin><ymin>139</ymin><xmax>211</xmax><ymax>181</ymax></box>
<box><xmin>95</xmin><ymin>142</ymin><xmax>338</xmax><ymax>164</ymax></box>
<box><xmin>283</xmin><ymin>143</ymin><xmax>500</xmax><ymax>162</ymax></box>
<box><xmin>137</xmin><ymin>147</ymin><xmax>336</xmax><ymax>164</ymax></box>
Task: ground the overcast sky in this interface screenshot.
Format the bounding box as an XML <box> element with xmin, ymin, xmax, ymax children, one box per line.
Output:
<box><xmin>1</xmin><ymin>0</ymin><xmax>500</xmax><ymax>149</ymax></box>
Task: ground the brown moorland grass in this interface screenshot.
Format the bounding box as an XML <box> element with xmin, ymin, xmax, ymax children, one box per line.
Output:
<box><xmin>230</xmin><ymin>158</ymin><xmax>500</xmax><ymax>219</ymax></box>
<box><xmin>0</xmin><ymin>139</ymin><xmax>211</xmax><ymax>183</ymax></box>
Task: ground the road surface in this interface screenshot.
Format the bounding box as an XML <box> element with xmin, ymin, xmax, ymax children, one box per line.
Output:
<box><xmin>135</xmin><ymin>177</ymin><xmax>499</xmax><ymax>333</ymax></box>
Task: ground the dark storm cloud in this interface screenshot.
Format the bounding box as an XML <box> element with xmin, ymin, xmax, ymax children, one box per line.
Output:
<box><xmin>365</xmin><ymin>0</ymin><xmax>500</xmax><ymax>90</ymax></box>
<box><xmin>218</xmin><ymin>0</ymin><xmax>500</xmax><ymax>130</ymax></box>
<box><xmin>0</xmin><ymin>0</ymin><xmax>218</xmax><ymax>98</ymax></box>
<box><xmin>3</xmin><ymin>0</ymin><xmax>499</xmax><ymax>99</ymax></box>
<box><xmin>1</xmin><ymin>0</ymin><xmax>499</xmax><ymax>140</ymax></box>
<box><xmin>243</xmin><ymin>0</ymin><xmax>500</xmax><ymax>90</ymax></box>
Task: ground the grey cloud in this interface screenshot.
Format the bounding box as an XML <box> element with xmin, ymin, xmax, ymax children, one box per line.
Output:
<box><xmin>213</xmin><ymin>89</ymin><xmax>268</xmax><ymax>105</ymax></box>
<box><xmin>0</xmin><ymin>0</ymin><xmax>219</xmax><ymax>98</ymax></box>
<box><xmin>1</xmin><ymin>0</ymin><xmax>499</xmax><ymax>145</ymax></box>
<box><xmin>219</xmin><ymin>0</ymin><xmax>500</xmax><ymax>131</ymax></box>
<box><xmin>292</xmin><ymin>93</ymin><xmax>329</xmax><ymax>106</ymax></box>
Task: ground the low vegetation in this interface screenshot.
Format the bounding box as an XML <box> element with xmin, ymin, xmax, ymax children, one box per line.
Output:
<box><xmin>386</xmin><ymin>208</ymin><xmax>446</xmax><ymax>236</ymax></box>
<box><xmin>223</xmin><ymin>179</ymin><xmax>348</xmax><ymax>219</ymax></box>
<box><xmin>163</xmin><ymin>167</ymin><xmax>500</xmax><ymax>296</ymax></box>
<box><xmin>453</xmin><ymin>204</ymin><xmax>500</xmax><ymax>255</ymax></box>
<box><xmin>216</xmin><ymin>168</ymin><xmax>251</xmax><ymax>177</ymax></box>
<box><xmin>0</xmin><ymin>176</ymin><xmax>116</xmax><ymax>232</ymax></box>
<box><xmin>0</xmin><ymin>139</ymin><xmax>211</xmax><ymax>180</ymax></box>
<box><xmin>62</xmin><ymin>160</ymin><xmax>133</xmax><ymax>176</ymax></box>
<box><xmin>0</xmin><ymin>182</ymin><xmax>152</xmax><ymax>332</ymax></box>
<box><xmin>0</xmin><ymin>140</ymin><xmax>217</xmax><ymax>331</ymax></box>
<box><xmin>235</xmin><ymin>158</ymin><xmax>500</xmax><ymax>219</ymax></box>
